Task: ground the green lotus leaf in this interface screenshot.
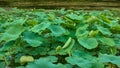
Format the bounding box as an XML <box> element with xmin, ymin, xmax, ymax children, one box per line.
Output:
<box><xmin>48</xmin><ymin>25</ymin><xmax>66</xmax><ymax>36</ymax></box>
<box><xmin>3</xmin><ymin>18</ymin><xmax>26</xmax><ymax>27</ymax></box>
<box><xmin>0</xmin><ymin>41</ymin><xmax>14</xmax><ymax>51</ymax></box>
<box><xmin>99</xmin><ymin>37</ymin><xmax>115</xmax><ymax>47</ymax></box>
<box><xmin>0</xmin><ymin>62</ymin><xmax>5</xmax><ymax>68</ymax></box>
<box><xmin>31</xmin><ymin>21</ymin><xmax>51</xmax><ymax>34</ymax></box>
<box><xmin>66</xmin><ymin>56</ymin><xmax>92</xmax><ymax>68</ymax></box>
<box><xmin>53</xmin><ymin>17</ymin><xmax>64</xmax><ymax>24</ymax></box>
<box><xmin>12</xmin><ymin>18</ymin><xmax>26</xmax><ymax>25</ymax></box>
<box><xmin>26</xmin><ymin>56</ymin><xmax>66</xmax><ymax>68</ymax></box>
<box><xmin>75</xmin><ymin>25</ymin><xmax>89</xmax><ymax>38</ymax></box>
<box><xmin>66</xmin><ymin>13</ymin><xmax>83</xmax><ymax>20</ymax></box>
<box><xmin>99</xmin><ymin>54</ymin><xmax>120</xmax><ymax>67</ymax></box>
<box><xmin>26</xmin><ymin>63</ymin><xmax>39</xmax><ymax>68</ymax></box>
<box><xmin>66</xmin><ymin>51</ymin><xmax>104</xmax><ymax>68</ymax></box>
<box><xmin>91</xmin><ymin>61</ymin><xmax>104</xmax><ymax>68</ymax></box>
<box><xmin>23</xmin><ymin>31</ymin><xmax>42</xmax><ymax>47</ymax></box>
<box><xmin>71</xmin><ymin>50</ymin><xmax>94</xmax><ymax>60</ymax></box>
<box><xmin>0</xmin><ymin>25</ymin><xmax>25</xmax><ymax>42</ymax></box>
<box><xmin>78</xmin><ymin>37</ymin><xmax>98</xmax><ymax>49</ymax></box>
<box><xmin>97</xmin><ymin>25</ymin><xmax>112</xmax><ymax>36</ymax></box>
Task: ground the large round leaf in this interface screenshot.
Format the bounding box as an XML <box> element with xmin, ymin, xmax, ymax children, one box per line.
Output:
<box><xmin>48</xmin><ymin>25</ymin><xmax>66</xmax><ymax>36</ymax></box>
<box><xmin>23</xmin><ymin>31</ymin><xmax>42</xmax><ymax>47</ymax></box>
<box><xmin>31</xmin><ymin>21</ymin><xmax>51</xmax><ymax>34</ymax></box>
<box><xmin>66</xmin><ymin>56</ymin><xmax>92</xmax><ymax>68</ymax></box>
<box><xmin>78</xmin><ymin>38</ymin><xmax>98</xmax><ymax>49</ymax></box>
<box><xmin>99</xmin><ymin>54</ymin><xmax>120</xmax><ymax>67</ymax></box>
<box><xmin>0</xmin><ymin>25</ymin><xmax>25</xmax><ymax>42</ymax></box>
<box><xmin>26</xmin><ymin>56</ymin><xmax>66</xmax><ymax>68</ymax></box>
<box><xmin>97</xmin><ymin>25</ymin><xmax>112</xmax><ymax>36</ymax></box>
<box><xmin>99</xmin><ymin>37</ymin><xmax>115</xmax><ymax>47</ymax></box>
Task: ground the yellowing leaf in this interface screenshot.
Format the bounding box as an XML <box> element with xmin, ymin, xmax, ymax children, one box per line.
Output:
<box><xmin>86</xmin><ymin>16</ymin><xmax>98</xmax><ymax>23</ymax></box>
<box><xmin>56</xmin><ymin>39</ymin><xmax>75</xmax><ymax>55</ymax></box>
<box><xmin>89</xmin><ymin>30</ymin><xmax>99</xmax><ymax>37</ymax></box>
<box><xmin>111</xmin><ymin>25</ymin><xmax>120</xmax><ymax>32</ymax></box>
<box><xmin>20</xmin><ymin>56</ymin><xmax>34</xmax><ymax>65</ymax></box>
<box><xmin>27</xmin><ymin>19</ymin><xmax>38</xmax><ymax>26</ymax></box>
<box><xmin>56</xmin><ymin>46</ymin><xmax>62</xmax><ymax>52</ymax></box>
<box><xmin>62</xmin><ymin>37</ymin><xmax>72</xmax><ymax>49</ymax></box>
<box><xmin>100</xmin><ymin>15</ymin><xmax>111</xmax><ymax>23</ymax></box>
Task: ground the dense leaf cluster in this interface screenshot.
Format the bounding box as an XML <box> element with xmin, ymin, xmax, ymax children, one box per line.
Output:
<box><xmin>0</xmin><ymin>8</ymin><xmax>120</xmax><ymax>68</ymax></box>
